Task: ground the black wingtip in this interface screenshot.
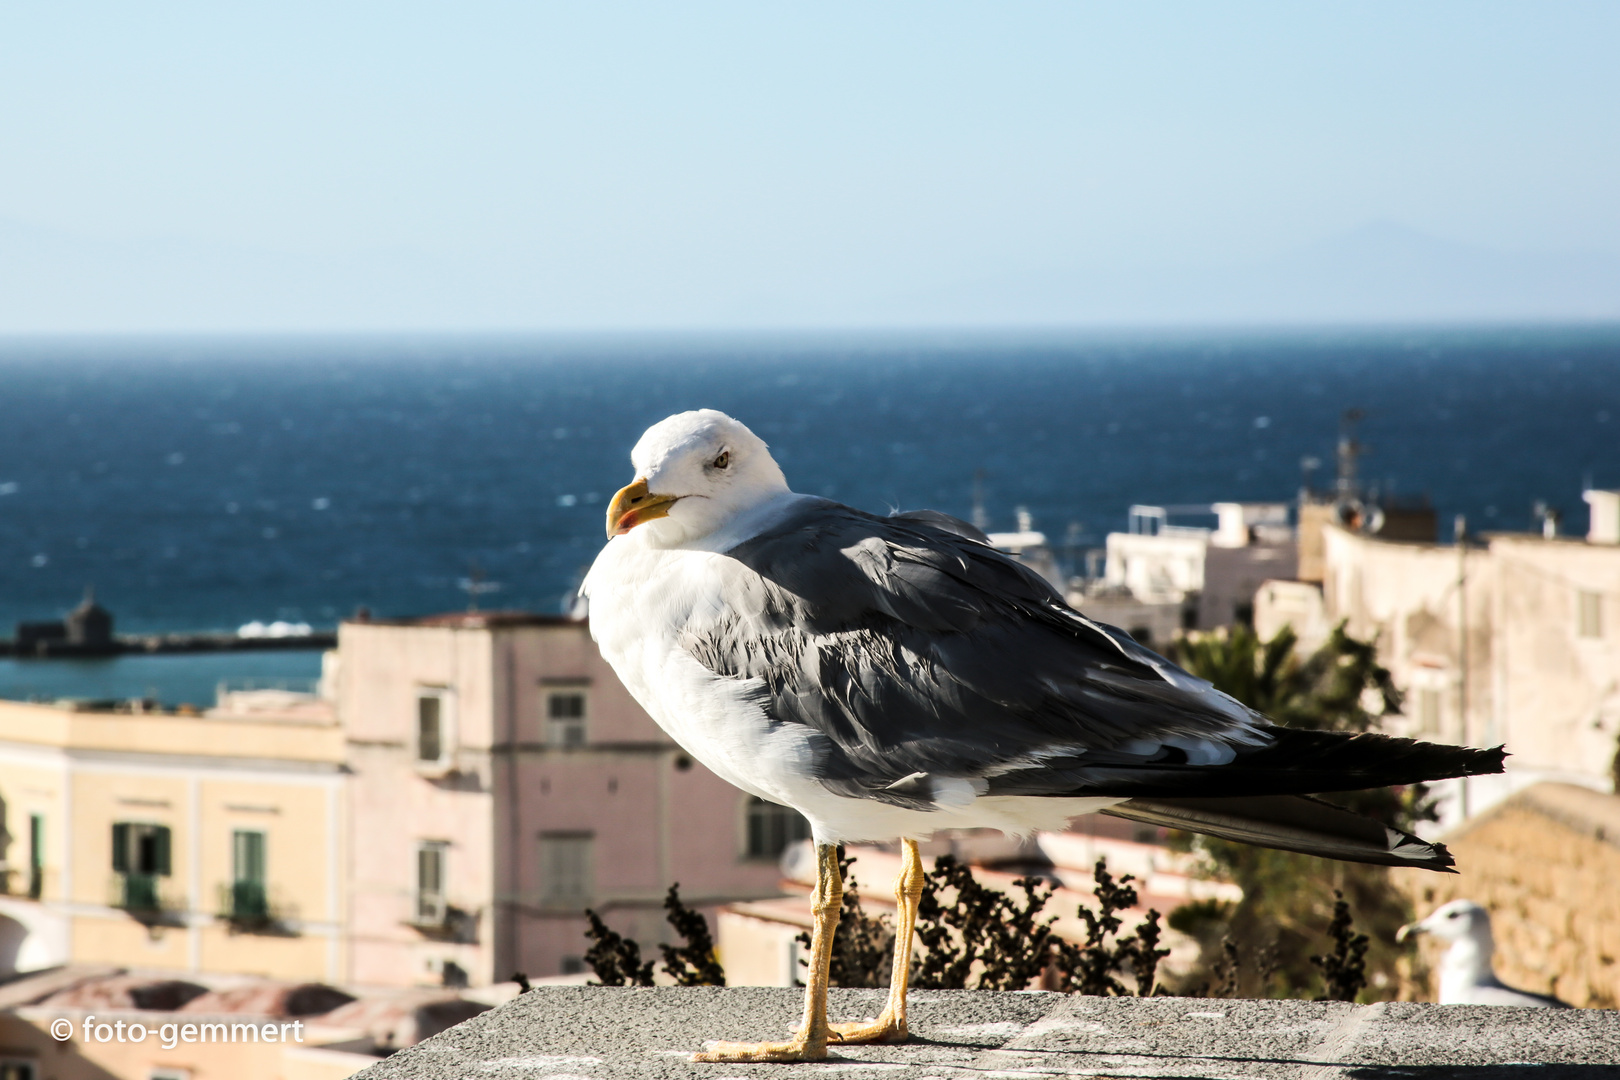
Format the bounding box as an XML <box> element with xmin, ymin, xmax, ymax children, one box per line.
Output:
<box><xmin>1392</xmin><ymin>832</ymin><xmax>1457</xmax><ymax>874</ymax></box>
<box><xmin>1106</xmin><ymin>795</ymin><xmax>1464</xmax><ymax>872</ymax></box>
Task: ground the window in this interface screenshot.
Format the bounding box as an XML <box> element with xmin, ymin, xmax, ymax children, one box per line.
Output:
<box><xmin>546</xmin><ymin>691</ymin><xmax>588</xmax><ymax>748</ymax></box>
<box><xmin>539</xmin><ymin>833</ymin><xmax>593</xmax><ymax>905</ymax></box>
<box><xmin>416</xmin><ymin>689</ymin><xmax>453</xmax><ymax>764</ymax></box>
<box><xmin>231</xmin><ymin>830</ymin><xmax>267</xmax><ymax>920</ymax></box>
<box><xmin>745</xmin><ymin>797</ymin><xmax>812</xmax><ymax>860</ymax></box>
<box><xmin>112</xmin><ymin>822</ymin><xmax>171</xmax><ymax>876</ymax></box>
<box><xmin>416</xmin><ymin>842</ymin><xmax>447</xmax><ymax>924</ymax></box>
<box><xmin>1417</xmin><ymin>688</ymin><xmax>1441</xmax><ymax>736</ymax></box>
<box><xmin>27</xmin><ymin>814</ymin><xmax>43</xmax><ymax>900</ymax></box>
<box><xmin>0</xmin><ymin>1060</ymin><xmax>36</xmax><ymax>1080</ymax></box>
<box><xmin>111</xmin><ymin>822</ymin><xmax>171</xmax><ymax>911</ymax></box>
<box><xmin>1578</xmin><ymin>590</ymin><xmax>1603</xmax><ymax>639</ymax></box>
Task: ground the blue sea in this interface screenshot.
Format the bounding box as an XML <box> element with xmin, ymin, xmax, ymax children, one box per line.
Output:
<box><xmin>2</xmin><ymin>326</ymin><xmax>1617</xmax><ymax>703</ymax></box>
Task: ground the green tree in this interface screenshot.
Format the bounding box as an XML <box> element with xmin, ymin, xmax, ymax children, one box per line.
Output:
<box><xmin>1170</xmin><ymin>622</ymin><xmax>1431</xmax><ymax>1001</ymax></box>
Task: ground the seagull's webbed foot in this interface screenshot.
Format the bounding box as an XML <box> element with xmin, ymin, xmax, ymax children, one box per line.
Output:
<box><xmin>828</xmin><ymin>1011</ymin><xmax>908</xmax><ymax>1045</ymax></box>
<box><xmin>692</xmin><ymin>1035</ymin><xmax>828</xmax><ymax>1063</ymax></box>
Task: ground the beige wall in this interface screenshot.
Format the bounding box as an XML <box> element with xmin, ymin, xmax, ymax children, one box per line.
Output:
<box><xmin>0</xmin><ymin>698</ymin><xmax>346</xmax><ymax>984</ymax></box>
<box><xmin>1490</xmin><ymin>536</ymin><xmax>1620</xmax><ymax>778</ymax></box>
<box><xmin>1257</xmin><ymin>524</ymin><xmax>1620</xmax><ymax>827</ymax></box>
<box><xmin>1321</xmin><ymin>524</ymin><xmax>1495</xmax><ymax>747</ymax></box>
<box><xmin>0</xmin><ymin>703</ymin><xmax>343</xmax><ymax>764</ymax></box>
<box><xmin>1311</xmin><ymin>524</ymin><xmax>1620</xmax><ymax>784</ymax></box>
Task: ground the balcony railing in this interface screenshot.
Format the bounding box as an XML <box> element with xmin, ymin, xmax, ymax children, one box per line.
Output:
<box><xmin>110</xmin><ymin>872</ymin><xmax>178</xmax><ymax>922</ymax></box>
<box><xmin>405</xmin><ymin>902</ymin><xmax>480</xmax><ymax>944</ymax></box>
<box><xmin>231</xmin><ymin>880</ymin><xmax>268</xmax><ymax>919</ymax></box>
<box><xmin>123</xmin><ymin>872</ymin><xmax>160</xmax><ymax>912</ymax></box>
<box><xmin>216</xmin><ymin>881</ymin><xmax>293</xmax><ymax>933</ymax></box>
<box><xmin>0</xmin><ymin>866</ymin><xmax>48</xmax><ymax>900</ymax></box>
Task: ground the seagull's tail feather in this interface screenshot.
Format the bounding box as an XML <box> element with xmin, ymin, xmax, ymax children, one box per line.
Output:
<box><xmin>1234</xmin><ymin>728</ymin><xmax>1506</xmax><ymax>790</ymax></box>
<box><xmin>1102</xmin><ymin>794</ymin><xmax>1457</xmax><ymax>872</ymax></box>
<box><xmin>1052</xmin><ymin>730</ymin><xmax>1506</xmax><ymax>800</ymax></box>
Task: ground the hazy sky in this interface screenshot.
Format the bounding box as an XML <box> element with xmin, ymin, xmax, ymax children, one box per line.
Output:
<box><xmin>2</xmin><ymin>2</ymin><xmax>1617</xmax><ymax>330</ymax></box>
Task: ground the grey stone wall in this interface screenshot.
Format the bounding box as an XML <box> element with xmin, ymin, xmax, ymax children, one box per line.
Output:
<box><xmin>356</xmin><ymin>986</ymin><xmax>1619</xmax><ymax>1079</ymax></box>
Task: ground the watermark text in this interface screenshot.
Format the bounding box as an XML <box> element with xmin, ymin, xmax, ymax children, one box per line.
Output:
<box><xmin>51</xmin><ymin>1015</ymin><xmax>305</xmax><ymax>1049</ymax></box>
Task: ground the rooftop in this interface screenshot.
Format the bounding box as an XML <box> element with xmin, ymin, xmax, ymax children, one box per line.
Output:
<box><xmin>353</xmin><ymin>611</ymin><xmax>582</xmax><ymax>630</ymax></box>
<box><xmin>353</xmin><ymin>986</ymin><xmax>1620</xmax><ymax>1079</ymax></box>
<box><xmin>1</xmin><ymin>964</ymin><xmax>506</xmax><ymax>1063</ymax></box>
<box><xmin>0</xmin><ymin>693</ymin><xmax>345</xmax><ymax>761</ymax></box>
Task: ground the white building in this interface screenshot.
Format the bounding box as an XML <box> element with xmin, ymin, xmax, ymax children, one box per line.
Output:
<box><xmin>1091</xmin><ymin>502</ymin><xmax>1297</xmax><ymax>635</ymax></box>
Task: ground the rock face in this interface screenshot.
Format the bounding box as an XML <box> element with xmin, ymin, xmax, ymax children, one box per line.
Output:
<box><xmin>1401</xmin><ymin>783</ymin><xmax>1620</xmax><ymax>1009</ymax></box>
<box><xmin>354</xmin><ymin>986</ymin><xmax>1620</xmax><ymax>1079</ymax></box>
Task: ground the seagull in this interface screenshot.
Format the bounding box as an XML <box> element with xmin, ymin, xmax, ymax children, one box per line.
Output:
<box><xmin>582</xmin><ymin>409</ymin><xmax>1506</xmax><ymax>1062</ymax></box>
<box><xmin>1398</xmin><ymin>900</ymin><xmax>1569</xmax><ymax>1007</ymax></box>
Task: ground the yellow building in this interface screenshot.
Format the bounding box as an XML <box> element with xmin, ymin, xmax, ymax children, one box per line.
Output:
<box><xmin>0</xmin><ymin>687</ymin><xmax>347</xmax><ymax>986</ymax></box>
<box><xmin>0</xmin><ymin>611</ymin><xmax>794</xmax><ymax>993</ymax></box>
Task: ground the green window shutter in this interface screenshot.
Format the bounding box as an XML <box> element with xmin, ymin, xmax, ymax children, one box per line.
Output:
<box><xmin>153</xmin><ymin>825</ymin><xmax>172</xmax><ymax>876</ymax></box>
<box><xmin>233</xmin><ymin>830</ymin><xmax>266</xmax><ymax>885</ymax></box>
<box><xmin>111</xmin><ymin>823</ymin><xmax>129</xmax><ymax>872</ymax></box>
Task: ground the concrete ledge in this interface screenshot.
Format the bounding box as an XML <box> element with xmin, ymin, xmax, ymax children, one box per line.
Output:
<box><xmin>355</xmin><ymin>987</ymin><xmax>1620</xmax><ymax>1079</ymax></box>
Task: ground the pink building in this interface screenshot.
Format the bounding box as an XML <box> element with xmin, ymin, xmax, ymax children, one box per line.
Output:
<box><xmin>336</xmin><ymin>612</ymin><xmax>793</xmax><ymax>987</ymax></box>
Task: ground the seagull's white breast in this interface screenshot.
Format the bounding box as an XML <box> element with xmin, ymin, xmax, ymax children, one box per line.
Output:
<box><xmin>582</xmin><ymin>535</ymin><xmax>815</xmax><ymax>806</ymax></box>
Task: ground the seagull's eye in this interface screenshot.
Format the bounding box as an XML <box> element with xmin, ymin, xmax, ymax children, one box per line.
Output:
<box><xmin>1447</xmin><ymin>911</ymin><xmax>1460</xmax><ymax>919</ymax></box>
<box><xmin>712</xmin><ymin>451</ymin><xmax>730</xmax><ymax>470</ymax></box>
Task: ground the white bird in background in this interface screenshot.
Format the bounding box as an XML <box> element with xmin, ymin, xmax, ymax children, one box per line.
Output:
<box><xmin>583</xmin><ymin>410</ymin><xmax>1506</xmax><ymax>1063</ymax></box>
<box><xmin>1398</xmin><ymin>899</ymin><xmax>1569</xmax><ymax>1008</ymax></box>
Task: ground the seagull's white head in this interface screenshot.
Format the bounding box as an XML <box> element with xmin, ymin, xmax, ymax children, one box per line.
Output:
<box><xmin>604</xmin><ymin>410</ymin><xmax>790</xmax><ymax>546</ymax></box>
<box><xmin>1397</xmin><ymin>899</ymin><xmax>1494</xmax><ymax>949</ymax></box>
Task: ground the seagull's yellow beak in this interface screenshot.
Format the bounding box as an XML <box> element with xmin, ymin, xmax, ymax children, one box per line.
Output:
<box><xmin>1395</xmin><ymin>921</ymin><xmax>1424</xmax><ymax>944</ymax></box>
<box><xmin>606</xmin><ymin>477</ymin><xmax>679</xmax><ymax>538</ymax></box>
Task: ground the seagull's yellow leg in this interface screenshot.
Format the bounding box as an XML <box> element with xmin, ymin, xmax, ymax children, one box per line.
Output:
<box><xmin>692</xmin><ymin>842</ymin><xmax>842</xmax><ymax>1063</ymax></box>
<box><xmin>829</xmin><ymin>838</ymin><xmax>924</xmax><ymax>1045</ymax></box>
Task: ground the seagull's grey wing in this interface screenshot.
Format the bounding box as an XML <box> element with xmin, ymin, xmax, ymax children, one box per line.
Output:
<box><xmin>887</xmin><ymin>508</ymin><xmax>993</xmax><ymax>545</ymax></box>
<box><xmin>680</xmin><ymin>499</ymin><xmax>1267</xmax><ymax>808</ymax></box>
<box><xmin>683</xmin><ymin>498</ymin><xmax>1503</xmax><ymax>811</ymax></box>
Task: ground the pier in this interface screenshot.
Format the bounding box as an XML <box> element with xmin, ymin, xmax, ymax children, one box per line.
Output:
<box><xmin>0</xmin><ymin>630</ymin><xmax>335</xmax><ymax>659</ymax></box>
<box><xmin>4</xmin><ymin>590</ymin><xmax>334</xmax><ymax>658</ymax></box>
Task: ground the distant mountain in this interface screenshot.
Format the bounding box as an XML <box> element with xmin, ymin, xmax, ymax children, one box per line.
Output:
<box><xmin>2</xmin><ymin>217</ymin><xmax>1616</xmax><ymax>331</ymax></box>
